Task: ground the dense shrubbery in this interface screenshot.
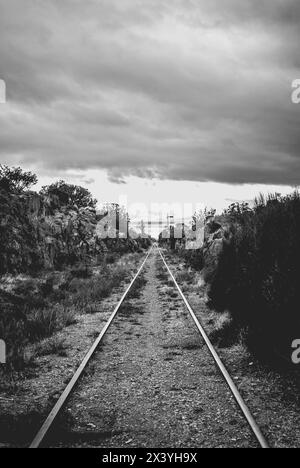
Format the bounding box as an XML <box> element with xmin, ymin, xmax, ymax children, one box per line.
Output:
<box><xmin>0</xmin><ymin>165</ymin><xmax>37</xmax><ymax>193</ymax></box>
<box><xmin>178</xmin><ymin>248</ymin><xmax>204</xmax><ymax>271</ymax></box>
<box><xmin>208</xmin><ymin>192</ymin><xmax>300</xmax><ymax>362</ymax></box>
<box><xmin>0</xmin><ymin>190</ymin><xmax>44</xmax><ymax>275</ymax></box>
<box><xmin>40</xmin><ymin>180</ymin><xmax>97</xmax><ymax>208</ymax></box>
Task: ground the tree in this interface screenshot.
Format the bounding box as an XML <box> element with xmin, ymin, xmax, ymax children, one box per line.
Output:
<box><xmin>40</xmin><ymin>180</ymin><xmax>97</xmax><ymax>208</ymax></box>
<box><xmin>0</xmin><ymin>165</ymin><xmax>38</xmax><ymax>193</ymax></box>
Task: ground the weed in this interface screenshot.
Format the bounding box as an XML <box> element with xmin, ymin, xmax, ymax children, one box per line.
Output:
<box><xmin>34</xmin><ymin>336</ymin><xmax>68</xmax><ymax>357</ymax></box>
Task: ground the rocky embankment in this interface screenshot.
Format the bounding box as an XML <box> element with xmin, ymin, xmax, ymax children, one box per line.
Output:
<box><xmin>0</xmin><ymin>190</ymin><xmax>148</xmax><ymax>275</ymax></box>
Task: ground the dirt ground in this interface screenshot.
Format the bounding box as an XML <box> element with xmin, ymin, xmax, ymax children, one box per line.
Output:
<box><xmin>49</xmin><ymin>250</ymin><xmax>258</xmax><ymax>448</ymax></box>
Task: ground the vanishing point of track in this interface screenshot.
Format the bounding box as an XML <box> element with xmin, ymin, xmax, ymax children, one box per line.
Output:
<box><xmin>30</xmin><ymin>246</ymin><xmax>269</xmax><ymax>449</ymax></box>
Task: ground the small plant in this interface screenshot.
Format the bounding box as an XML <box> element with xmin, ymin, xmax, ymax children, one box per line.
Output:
<box><xmin>27</xmin><ymin>308</ymin><xmax>60</xmax><ymax>342</ymax></box>
<box><xmin>105</xmin><ymin>253</ymin><xmax>117</xmax><ymax>265</ymax></box>
<box><xmin>128</xmin><ymin>275</ymin><xmax>147</xmax><ymax>299</ymax></box>
<box><xmin>70</xmin><ymin>266</ymin><xmax>92</xmax><ymax>279</ymax></box>
<box><xmin>58</xmin><ymin>306</ymin><xmax>78</xmax><ymax>327</ymax></box>
<box><xmin>176</xmin><ymin>270</ymin><xmax>194</xmax><ymax>284</ymax></box>
<box><xmin>39</xmin><ymin>278</ymin><xmax>54</xmax><ymax>297</ymax></box>
<box><xmin>85</xmin><ymin>303</ymin><xmax>100</xmax><ymax>314</ymax></box>
<box><xmin>178</xmin><ymin>249</ymin><xmax>204</xmax><ymax>271</ymax></box>
<box><xmin>34</xmin><ymin>336</ymin><xmax>68</xmax><ymax>357</ymax></box>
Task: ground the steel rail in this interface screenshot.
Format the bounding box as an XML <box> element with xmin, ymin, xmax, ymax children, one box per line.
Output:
<box><xmin>30</xmin><ymin>247</ymin><xmax>153</xmax><ymax>449</ymax></box>
<box><xmin>158</xmin><ymin>247</ymin><xmax>269</xmax><ymax>449</ymax></box>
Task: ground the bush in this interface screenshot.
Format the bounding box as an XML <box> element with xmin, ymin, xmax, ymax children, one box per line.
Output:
<box><xmin>176</xmin><ymin>270</ymin><xmax>194</xmax><ymax>284</ymax></box>
<box><xmin>70</xmin><ymin>266</ymin><xmax>93</xmax><ymax>279</ymax></box>
<box><xmin>208</xmin><ymin>192</ymin><xmax>300</xmax><ymax>362</ymax></box>
<box><xmin>64</xmin><ymin>262</ymin><xmax>128</xmax><ymax>311</ymax></box>
<box><xmin>0</xmin><ymin>165</ymin><xmax>37</xmax><ymax>193</ymax></box>
<box><xmin>0</xmin><ymin>289</ymin><xmax>76</xmax><ymax>370</ymax></box>
<box><xmin>104</xmin><ymin>253</ymin><xmax>118</xmax><ymax>265</ymax></box>
<box><xmin>178</xmin><ymin>249</ymin><xmax>204</xmax><ymax>271</ymax></box>
<box><xmin>34</xmin><ymin>336</ymin><xmax>67</xmax><ymax>357</ymax></box>
<box><xmin>40</xmin><ymin>180</ymin><xmax>97</xmax><ymax>208</ymax></box>
<box><xmin>27</xmin><ymin>308</ymin><xmax>60</xmax><ymax>341</ymax></box>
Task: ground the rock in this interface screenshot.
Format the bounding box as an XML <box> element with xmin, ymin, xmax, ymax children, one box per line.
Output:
<box><xmin>0</xmin><ymin>189</ymin><xmax>150</xmax><ymax>275</ymax></box>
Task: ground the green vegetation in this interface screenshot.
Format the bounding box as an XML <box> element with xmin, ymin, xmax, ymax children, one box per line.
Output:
<box><xmin>0</xmin><ymin>260</ymin><xmax>130</xmax><ymax>371</ymax></box>
<box><xmin>34</xmin><ymin>336</ymin><xmax>68</xmax><ymax>358</ymax></box>
<box><xmin>167</xmin><ymin>192</ymin><xmax>300</xmax><ymax>366</ymax></box>
<box><xmin>178</xmin><ymin>249</ymin><xmax>204</xmax><ymax>271</ymax></box>
<box><xmin>207</xmin><ymin>193</ymin><xmax>300</xmax><ymax>363</ymax></box>
<box><xmin>0</xmin><ymin>165</ymin><xmax>151</xmax><ymax>372</ymax></box>
<box><xmin>0</xmin><ymin>166</ymin><xmax>151</xmax><ymax>275</ymax></box>
<box><xmin>0</xmin><ymin>165</ymin><xmax>38</xmax><ymax>193</ymax></box>
<box><xmin>40</xmin><ymin>180</ymin><xmax>97</xmax><ymax>208</ymax></box>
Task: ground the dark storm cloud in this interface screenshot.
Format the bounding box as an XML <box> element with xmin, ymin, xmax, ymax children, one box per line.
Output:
<box><xmin>0</xmin><ymin>0</ymin><xmax>300</xmax><ymax>184</ymax></box>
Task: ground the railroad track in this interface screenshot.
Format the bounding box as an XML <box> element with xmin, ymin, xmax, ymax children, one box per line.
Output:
<box><xmin>30</xmin><ymin>246</ymin><xmax>269</xmax><ymax>449</ymax></box>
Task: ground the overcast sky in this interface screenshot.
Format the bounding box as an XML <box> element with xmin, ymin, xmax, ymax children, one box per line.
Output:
<box><xmin>0</xmin><ymin>0</ymin><xmax>300</xmax><ymax>224</ymax></box>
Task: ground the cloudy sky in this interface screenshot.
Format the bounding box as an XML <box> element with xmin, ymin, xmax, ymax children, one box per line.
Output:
<box><xmin>0</xmin><ymin>0</ymin><xmax>300</xmax><ymax>228</ymax></box>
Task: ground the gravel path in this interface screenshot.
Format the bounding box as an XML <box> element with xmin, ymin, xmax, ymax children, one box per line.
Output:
<box><xmin>53</xmin><ymin>250</ymin><xmax>258</xmax><ymax>448</ymax></box>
